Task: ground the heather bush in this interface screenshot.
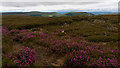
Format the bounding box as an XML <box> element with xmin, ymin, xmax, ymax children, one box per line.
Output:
<box><xmin>65</xmin><ymin>50</ymin><xmax>89</xmax><ymax>67</ymax></box>
<box><xmin>51</xmin><ymin>40</ymin><xmax>71</xmax><ymax>54</ymax></box>
<box><xmin>13</xmin><ymin>32</ymin><xmax>36</xmax><ymax>43</ymax></box>
<box><xmin>3</xmin><ymin>46</ymin><xmax>37</xmax><ymax>67</ymax></box>
<box><xmin>2</xmin><ymin>26</ymin><xmax>10</xmax><ymax>38</ymax></box>
<box><xmin>9</xmin><ymin>29</ymin><xmax>20</xmax><ymax>35</ymax></box>
<box><xmin>91</xmin><ymin>57</ymin><xmax>120</xmax><ymax>68</ymax></box>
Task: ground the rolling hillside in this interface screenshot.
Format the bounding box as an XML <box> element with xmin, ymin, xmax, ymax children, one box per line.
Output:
<box><xmin>2</xmin><ymin>12</ymin><xmax>94</xmax><ymax>17</ymax></box>
<box><xmin>64</xmin><ymin>12</ymin><xmax>94</xmax><ymax>16</ymax></box>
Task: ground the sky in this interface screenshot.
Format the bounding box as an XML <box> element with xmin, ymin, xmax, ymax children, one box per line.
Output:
<box><xmin>0</xmin><ymin>0</ymin><xmax>119</xmax><ymax>12</ymax></box>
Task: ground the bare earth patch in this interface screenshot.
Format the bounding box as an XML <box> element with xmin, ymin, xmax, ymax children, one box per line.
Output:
<box><xmin>33</xmin><ymin>45</ymin><xmax>66</xmax><ymax>66</ymax></box>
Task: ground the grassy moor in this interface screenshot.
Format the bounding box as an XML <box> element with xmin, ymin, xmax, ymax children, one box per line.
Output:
<box><xmin>2</xmin><ymin>13</ymin><xmax>120</xmax><ymax>67</ymax></box>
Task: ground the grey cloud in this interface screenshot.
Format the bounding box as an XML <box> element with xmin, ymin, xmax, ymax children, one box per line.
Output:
<box><xmin>119</xmin><ymin>2</ymin><xmax>120</xmax><ymax>11</ymax></box>
<box><xmin>2</xmin><ymin>2</ymin><xmax>100</xmax><ymax>7</ymax></box>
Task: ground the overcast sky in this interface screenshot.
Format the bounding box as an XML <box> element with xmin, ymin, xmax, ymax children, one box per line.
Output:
<box><xmin>0</xmin><ymin>0</ymin><xmax>119</xmax><ymax>12</ymax></box>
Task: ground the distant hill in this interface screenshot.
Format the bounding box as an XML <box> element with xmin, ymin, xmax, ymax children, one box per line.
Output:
<box><xmin>64</xmin><ymin>12</ymin><xmax>94</xmax><ymax>16</ymax></box>
<box><xmin>29</xmin><ymin>12</ymin><xmax>63</xmax><ymax>17</ymax></box>
<box><xmin>2</xmin><ymin>12</ymin><xmax>27</xmax><ymax>15</ymax></box>
<box><xmin>2</xmin><ymin>12</ymin><xmax>94</xmax><ymax>17</ymax></box>
<box><xmin>88</xmin><ymin>12</ymin><xmax>118</xmax><ymax>15</ymax></box>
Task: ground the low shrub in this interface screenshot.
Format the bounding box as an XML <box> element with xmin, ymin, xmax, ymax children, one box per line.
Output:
<box><xmin>65</xmin><ymin>50</ymin><xmax>89</xmax><ymax>67</ymax></box>
<box><xmin>2</xmin><ymin>46</ymin><xmax>37</xmax><ymax>67</ymax></box>
<box><xmin>92</xmin><ymin>57</ymin><xmax>120</xmax><ymax>67</ymax></box>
